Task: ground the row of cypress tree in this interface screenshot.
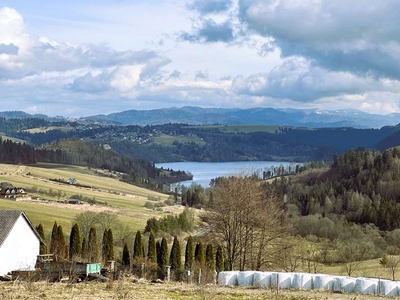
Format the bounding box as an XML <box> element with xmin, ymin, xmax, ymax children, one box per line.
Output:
<box><xmin>122</xmin><ymin>232</ymin><xmax>225</xmax><ymax>273</ymax></box>
<box><xmin>37</xmin><ymin>222</ymin><xmax>114</xmax><ymax>263</ymax></box>
<box><xmin>36</xmin><ymin>223</ymin><xmax>225</xmax><ymax>275</ymax></box>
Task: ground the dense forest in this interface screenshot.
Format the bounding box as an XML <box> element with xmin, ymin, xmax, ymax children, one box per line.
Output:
<box><xmin>278</xmin><ymin>148</ymin><xmax>400</xmax><ymax>231</ymax></box>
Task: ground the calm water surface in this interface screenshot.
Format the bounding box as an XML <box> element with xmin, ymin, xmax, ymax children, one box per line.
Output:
<box><xmin>155</xmin><ymin>161</ymin><xmax>296</xmax><ymax>187</ymax></box>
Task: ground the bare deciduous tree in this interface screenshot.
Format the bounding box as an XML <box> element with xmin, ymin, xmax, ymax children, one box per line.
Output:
<box><xmin>203</xmin><ymin>174</ymin><xmax>289</xmax><ymax>271</ymax></box>
<box><xmin>338</xmin><ymin>240</ymin><xmax>375</xmax><ymax>276</ymax></box>
<box><xmin>380</xmin><ymin>246</ymin><xmax>400</xmax><ymax>280</ymax></box>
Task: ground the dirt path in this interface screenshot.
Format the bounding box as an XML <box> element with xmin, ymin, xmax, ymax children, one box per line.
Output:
<box><xmin>14</xmin><ymin>165</ymin><xmax>26</xmax><ymax>175</ymax></box>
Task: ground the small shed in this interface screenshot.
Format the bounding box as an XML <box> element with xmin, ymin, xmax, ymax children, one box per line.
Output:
<box><xmin>0</xmin><ymin>210</ymin><xmax>43</xmax><ymax>276</ymax></box>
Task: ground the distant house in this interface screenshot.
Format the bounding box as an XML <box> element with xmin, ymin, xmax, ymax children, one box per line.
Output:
<box><xmin>0</xmin><ymin>182</ymin><xmax>28</xmax><ymax>200</ymax></box>
<box><xmin>0</xmin><ymin>210</ymin><xmax>43</xmax><ymax>276</ymax></box>
<box><xmin>67</xmin><ymin>178</ymin><xmax>77</xmax><ymax>185</ymax></box>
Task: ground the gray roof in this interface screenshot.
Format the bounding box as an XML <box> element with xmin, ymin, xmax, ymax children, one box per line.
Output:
<box><xmin>0</xmin><ymin>210</ymin><xmax>43</xmax><ymax>246</ymax></box>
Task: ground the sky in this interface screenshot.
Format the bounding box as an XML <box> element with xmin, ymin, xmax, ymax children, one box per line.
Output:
<box><xmin>1</xmin><ymin>0</ymin><xmax>400</xmax><ymax>117</ymax></box>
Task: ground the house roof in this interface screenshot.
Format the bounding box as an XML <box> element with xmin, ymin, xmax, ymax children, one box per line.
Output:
<box><xmin>0</xmin><ymin>210</ymin><xmax>44</xmax><ymax>246</ymax></box>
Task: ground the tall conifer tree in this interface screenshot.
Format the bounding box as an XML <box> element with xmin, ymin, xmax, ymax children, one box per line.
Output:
<box><xmin>56</xmin><ymin>225</ymin><xmax>66</xmax><ymax>257</ymax></box>
<box><xmin>81</xmin><ymin>236</ymin><xmax>88</xmax><ymax>259</ymax></box>
<box><xmin>169</xmin><ymin>236</ymin><xmax>182</xmax><ymax>270</ymax></box>
<box><xmin>88</xmin><ymin>226</ymin><xmax>98</xmax><ymax>262</ymax></box>
<box><xmin>147</xmin><ymin>231</ymin><xmax>157</xmax><ymax>263</ymax></box>
<box><xmin>133</xmin><ymin>230</ymin><xmax>144</xmax><ymax>259</ymax></box>
<box><xmin>156</xmin><ymin>240</ymin><xmax>162</xmax><ymax>267</ymax></box>
<box><xmin>160</xmin><ymin>237</ymin><xmax>169</xmax><ymax>268</ymax></box>
<box><xmin>122</xmin><ymin>243</ymin><xmax>130</xmax><ymax>266</ymax></box>
<box><xmin>215</xmin><ymin>245</ymin><xmax>224</xmax><ymax>273</ymax></box>
<box><xmin>195</xmin><ymin>241</ymin><xmax>205</xmax><ymax>266</ymax></box>
<box><xmin>69</xmin><ymin>223</ymin><xmax>82</xmax><ymax>260</ymax></box>
<box><xmin>35</xmin><ymin>223</ymin><xmax>47</xmax><ymax>254</ymax></box>
<box><xmin>50</xmin><ymin>221</ymin><xmax>58</xmax><ymax>254</ymax></box>
<box><xmin>206</xmin><ymin>243</ymin><xmax>215</xmax><ymax>270</ymax></box>
<box><xmin>185</xmin><ymin>235</ymin><xmax>194</xmax><ymax>270</ymax></box>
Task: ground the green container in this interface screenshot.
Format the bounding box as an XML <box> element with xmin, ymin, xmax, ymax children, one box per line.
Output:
<box><xmin>86</xmin><ymin>263</ymin><xmax>101</xmax><ymax>274</ymax></box>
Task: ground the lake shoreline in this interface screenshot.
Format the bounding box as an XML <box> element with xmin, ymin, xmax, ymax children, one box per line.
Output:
<box><xmin>156</xmin><ymin>161</ymin><xmax>298</xmax><ymax>187</ymax></box>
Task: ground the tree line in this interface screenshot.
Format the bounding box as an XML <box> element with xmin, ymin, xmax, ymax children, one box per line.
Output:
<box><xmin>35</xmin><ymin>220</ymin><xmax>225</xmax><ymax>282</ymax></box>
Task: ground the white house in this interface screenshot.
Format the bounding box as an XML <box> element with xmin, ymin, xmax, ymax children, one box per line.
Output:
<box><xmin>0</xmin><ymin>210</ymin><xmax>42</xmax><ymax>276</ymax></box>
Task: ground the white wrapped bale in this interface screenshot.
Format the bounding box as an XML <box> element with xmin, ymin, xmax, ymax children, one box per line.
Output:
<box><xmin>379</xmin><ymin>279</ymin><xmax>398</xmax><ymax>297</ymax></box>
<box><xmin>291</xmin><ymin>273</ymin><xmax>302</xmax><ymax>289</ymax></box>
<box><xmin>218</xmin><ymin>271</ymin><xmax>238</xmax><ymax>286</ymax></box>
<box><xmin>253</xmin><ymin>272</ymin><xmax>273</xmax><ymax>288</ymax></box>
<box><xmin>355</xmin><ymin>278</ymin><xmax>378</xmax><ymax>295</ymax></box>
<box><xmin>333</xmin><ymin>276</ymin><xmax>356</xmax><ymax>293</ymax></box>
<box><xmin>313</xmin><ymin>274</ymin><xmax>334</xmax><ymax>290</ymax></box>
<box><xmin>237</xmin><ymin>271</ymin><xmax>254</xmax><ymax>286</ymax></box>
<box><xmin>291</xmin><ymin>273</ymin><xmax>312</xmax><ymax>290</ymax></box>
<box><xmin>301</xmin><ymin>273</ymin><xmax>313</xmax><ymax>290</ymax></box>
<box><xmin>271</xmin><ymin>272</ymin><xmax>292</xmax><ymax>289</ymax></box>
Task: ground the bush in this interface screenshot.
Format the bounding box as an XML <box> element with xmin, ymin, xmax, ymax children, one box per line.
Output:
<box><xmin>164</xmin><ymin>198</ymin><xmax>174</xmax><ymax>206</ymax></box>
<box><xmin>144</xmin><ymin>202</ymin><xmax>154</xmax><ymax>209</ymax></box>
<box><xmin>147</xmin><ymin>195</ymin><xmax>160</xmax><ymax>201</ymax></box>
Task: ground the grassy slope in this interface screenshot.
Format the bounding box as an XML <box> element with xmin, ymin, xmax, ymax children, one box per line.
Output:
<box><xmin>189</xmin><ymin>125</ymin><xmax>285</xmax><ymax>133</ymax></box>
<box><xmin>153</xmin><ymin>133</ymin><xmax>206</xmax><ymax>146</ymax></box>
<box><xmin>24</xmin><ymin>126</ymin><xmax>74</xmax><ymax>133</ymax></box>
<box><xmin>0</xmin><ymin>163</ymin><xmax>172</xmax><ymax>236</ymax></box>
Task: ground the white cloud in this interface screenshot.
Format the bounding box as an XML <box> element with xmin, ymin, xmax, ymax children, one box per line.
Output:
<box><xmin>110</xmin><ymin>65</ymin><xmax>143</xmax><ymax>93</ymax></box>
<box><xmin>238</xmin><ymin>0</ymin><xmax>400</xmax><ymax>79</ymax></box>
<box><xmin>1</xmin><ymin>2</ymin><xmax>400</xmax><ymax>116</ymax></box>
<box><xmin>232</xmin><ymin>57</ymin><xmax>400</xmax><ymax>102</ymax></box>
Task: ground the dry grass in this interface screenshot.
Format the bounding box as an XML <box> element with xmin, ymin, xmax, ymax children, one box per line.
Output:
<box><xmin>0</xmin><ymin>163</ymin><xmax>175</xmax><ymax>234</ymax></box>
<box><xmin>0</xmin><ymin>280</ymin><xmax>388</xmax><ymax>300</ymax></box>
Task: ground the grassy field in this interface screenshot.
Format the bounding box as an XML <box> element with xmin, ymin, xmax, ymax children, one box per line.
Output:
<box><xmin>322</xmin><ymin>257</ymin><xmax>393</xmax><ymax>280</ymax></box>
<box><xmin>189</xmin><ymin>125</ymin><xmax>286</xmax><ymax>134</ymax></box>
<box><xmin>0</xmin><ymin>163</ymin><xmax>176</xmax><ymax>236</ymax></box>
<box><xmin>153</xmin><ymin>133</ymin><xmax>206</xmax><ymax>146</ymax></box>
<box><xmin>24</xmin><ymin>126</ymin><xmax>74</xmax><ymax>133</ymax></box>
<box><xmin>0</xmin><ymin>280</ymin><xmax>386</xmax><ymax>300</ymax></box>
<box><xmin>0</xmin><ymin>134</ymin><xmax>28</xmax><ymax>143</ymax></box>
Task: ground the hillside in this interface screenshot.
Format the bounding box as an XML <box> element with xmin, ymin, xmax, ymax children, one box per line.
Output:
<box><xmin>0</xmin><ymin>137</ymin><xmax>191</xmax><ymax>191</ymax></box>
<box><xmin>2</xmin><ymin>117</ymin><xmax>400</xmax><ymax>164</ymax></box>
<box><xmin>80</xmin><ymin>107</ymin><xmax>400</xmax><ymax>128</ymax></box>
<box><xmin>0</xmin><ymin>163</ymin><xmax>176</xmax><ymax>236</ymax></box>
<box><xmin>2</xmin><ymin>107</ymin><xmax>400</xmax><ymax>128</ymax></box>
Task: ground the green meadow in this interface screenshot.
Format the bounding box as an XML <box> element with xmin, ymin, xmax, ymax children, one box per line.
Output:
<box><xmin>0</xmin><ymin>163</ymin><xmax>173</xmax><ymax>236</ymax></box>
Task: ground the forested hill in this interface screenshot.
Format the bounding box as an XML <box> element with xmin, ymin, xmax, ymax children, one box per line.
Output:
<box><xmin>3</xmin><ymin>107</ymin><xmax>400</xmax><ymax>128</ymax></box>
<box><xmin>84</xmin><ymin>107</ymin><xmax>400</xmax><ymax>128</ymax></box>
<box><xmin>375</xmin><ymin>129</ymin><xmax>400</xmax><ymax>151</ymax></box>
<box><xmin>276</xmin><ymin>148</ymin><xmax>400</xmax><ymax>233</ymax></box>
<box><xmin>2</xmin><ymin>118</ymin><xmax>400</xmax><ymax>163</ymax></box>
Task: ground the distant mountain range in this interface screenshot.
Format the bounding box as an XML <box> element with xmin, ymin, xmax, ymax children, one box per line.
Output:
<box><xmin>2</xmin><ymin>107</ymin><xmax>400</xmax><ymax>128</ymax></box>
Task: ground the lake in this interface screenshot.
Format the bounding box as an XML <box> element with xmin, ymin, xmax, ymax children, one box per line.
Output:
<box><xmin>155</xmin><ymin>161</ymin><xmax>297</xmax><ymax>187</ymax></box>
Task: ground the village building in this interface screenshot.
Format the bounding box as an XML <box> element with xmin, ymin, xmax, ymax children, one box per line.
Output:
<box><xmin>0</xmin><ymin>210</ymin><xmax>43</xmax><ymax>276</ymax></box>
<box><xmin>66</xmin><ymin>178</ymin><xmax>77</xmax><ymax>185</ymax></box>
<box><xmin>0</xmin><ymin>182</ymin><xmax>29</xmax><ymax>200</ymax></box>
